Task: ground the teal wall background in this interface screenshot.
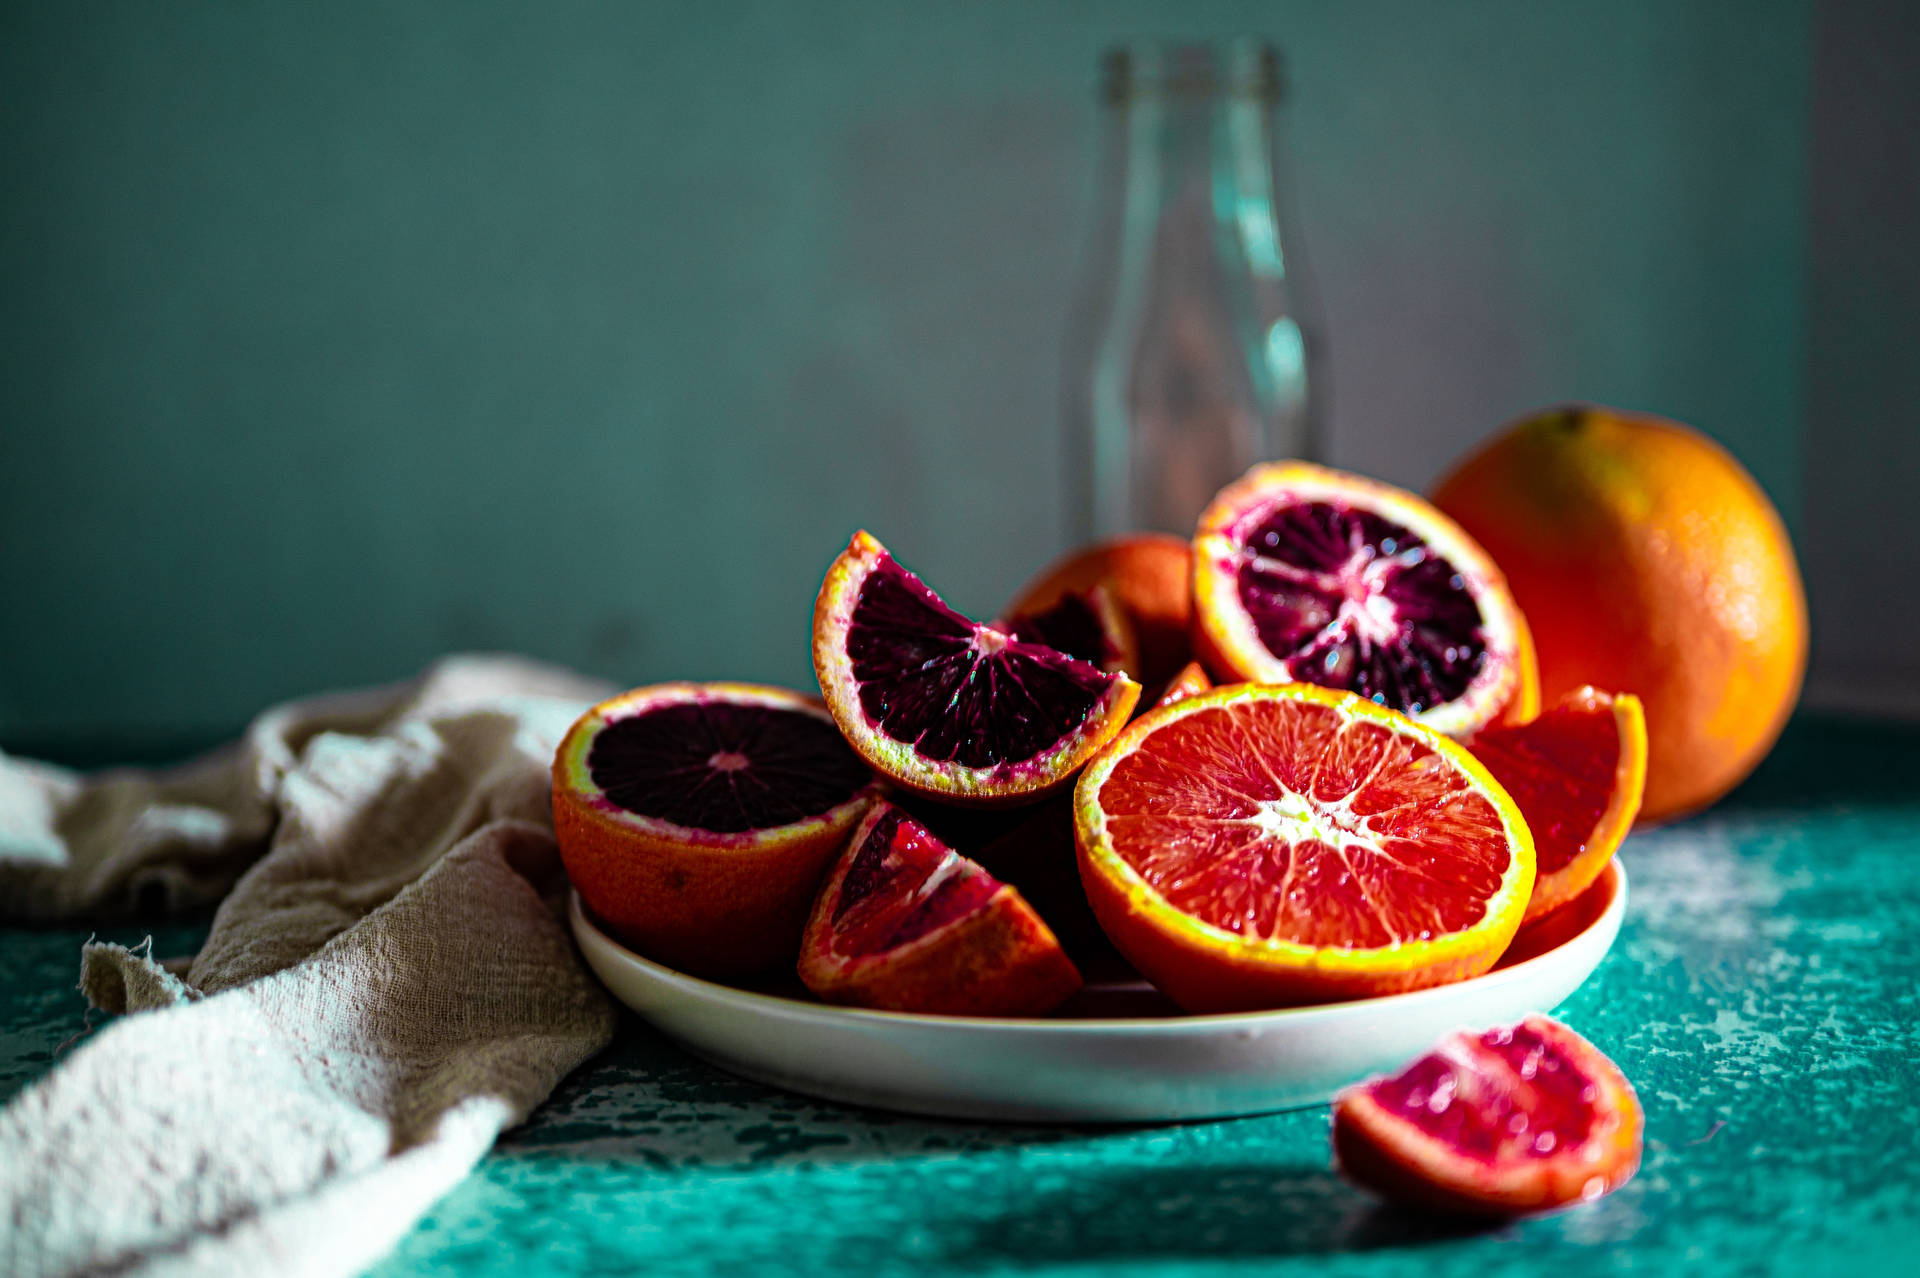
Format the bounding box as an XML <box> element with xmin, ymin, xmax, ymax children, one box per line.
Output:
<box><xmin>0</xmin><ymin>2</ymin><xmax>1838</xmax><ymax>749</ymax></box>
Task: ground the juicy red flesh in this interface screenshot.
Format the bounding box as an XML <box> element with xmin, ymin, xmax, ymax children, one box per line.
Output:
<box><xmin>1371</xmin><ymin>1022</ymin><xmax>1599</xmax><ymax>1163</ymax></box>
<box><xmin>847</xmin><ymin>555</ymin><xmax>1115</xmax><ymax>769</ymax></box>
<box><xmin>1004</xmin><ymin>592</ymin><xmax>1111</xmax><ymax>667</ymax></box>
<box><xmin>831</xmin><ymin>808</ymin><xmax>1004</xmax><ymax>956</ymax></box>
<box><xmin>1470</xmin><ymin>704</ymin><xmax>1618</xmax><ymax>876</ymax></box>
<box><xmin>588</xmin><ymin>701</ymin><xmax>872</xmax><ymax>833</ymax></box>
<box><xmin>1235</xmin><ymin>501</ymin><xmax>1486</xmax><ymax>716</ymax></box>
<box><xmin>1100</xmin><ymin>701</ymin><xmax>1511</xmax><ymax>947</ymax></box>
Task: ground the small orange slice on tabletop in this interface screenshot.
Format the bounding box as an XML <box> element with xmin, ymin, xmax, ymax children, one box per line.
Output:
<box><xmin>1191</xmin><ymin>461</ymin><xmax>1537</xmax><ymax>738</ymax></box>
<box><xmin>1074</xmin><ymin>683</ymin><xmax>1535</xmax><ymax>1012</ymax></box>
<box><xmin>1332</xmin><ymin>1014</ymin><xmax>1643</xmax><ymax>1216</ymax></box>
<box><xmin>1468</xmin><ymin>686</ymin><xmax>1646</xmax><ymax>924</ymax></box>
<box><xmin>553</xmin><ymin>682</ymin><xmax>882</xmax><ymax>978</ymax></box>
<box><xmin>813</xmin><ymin>531</ymin><xmax>1140</xmax><ymax>806</ymax></box>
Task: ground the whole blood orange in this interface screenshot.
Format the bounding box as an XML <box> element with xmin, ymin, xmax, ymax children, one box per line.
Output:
<box><xmin>1468</xmin><ymin>687</ymin><xmax>1646</xmax><ymax>924</ymax></box>
<box><xmin>1191</xmin><ymin>462</ymin><xmax>1537</xmax><ymax>740</ymax></box>
<box><xmin>798</xmin><ymin>800</ymin><xmax>1083</xmax><ymax>1016</ymax></box>
<box><xmin>1332</xmin><ymin>1015</ymin><xmax>1643</xmax><ymax>1216</ymax></box>
<box><xmin>1073</xmin><ymin>683</ymin><xmax>1535</xmax><ymax>1011</ymax></box>
<box><xmin>1005</xmin><ymin>534</ymin><xmax>1194</xmax><ymax>686</ymax></box>
<box><xmin>553</xmin><ymin>682</ymin><xmax>881</xmax><ymax>978</ymax></box>
<box><xmin>814</xmin><ymin>531</ymin><xmax>1140</xmax><ymax>806</ymax></box>
<box><xmin>1432</xmin><ymin>405</ymin><xmax>1808</xmax><ymax>822</ymax></box>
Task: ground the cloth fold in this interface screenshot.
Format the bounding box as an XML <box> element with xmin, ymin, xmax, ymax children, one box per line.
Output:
<box><xmin>0</xmin><ymin>655</ymin><xmax>622</xmax><ymax>1278</ymax></box>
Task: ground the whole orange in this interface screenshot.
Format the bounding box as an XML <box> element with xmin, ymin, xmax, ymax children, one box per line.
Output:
<box><xmin>1432</xmin><ymin>405</ymin><xmax>1807</xmax><ymax>823</ymax></box>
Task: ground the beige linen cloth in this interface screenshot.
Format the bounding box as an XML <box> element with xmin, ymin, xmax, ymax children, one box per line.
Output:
<box><xmin>0</xmin><ymin>655</ymin><xmax>622</xmax><ymax>1278</ymax></box>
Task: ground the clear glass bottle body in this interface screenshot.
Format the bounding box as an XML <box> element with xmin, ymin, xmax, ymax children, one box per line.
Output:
<box><xmin>1064</xmin><ymin>40</ymin><xmax>1323</xmax><ymax>541</ymax></box>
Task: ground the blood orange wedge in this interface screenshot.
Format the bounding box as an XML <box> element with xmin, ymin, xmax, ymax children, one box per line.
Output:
<box><xmin>1005</xmin><ymin>533</ymin><xmax>1194</xmax><ymax>685</ymax></box>
<box><xmin>1192</xmin><ymin>462</ymin><xmax>1537</xmax><ymax>738</ymax></box>
<box><xmin>1152</xmin><ymin>659</ymin><xmax>1212</xmax><ymax>710</ymax></box>
<box><xmin>1332</xmin><ymin>1015</ymin><xmax>1643</xmax><ymax>1216</ymax></box>
<box><xmin>1468</xmin><ymin>687</ymin><xmax>1646</xmax><ymax>924</ymax></box>
<box><xmin>1073</xmin><ymin>683</ymin><xmax>1534</xmax><ymax>1011</ymax></box>
<box><xmin>999</xmin><ymin>582</ymin><xmax>1139</xmax><ymax>676</ymax></box>
<box><xmin>798</xmin><ymin>800</ymin><xmax>1083</xmax><ymax>1016</ymax></box>
<box><xmin>813</xmin><ymin>531</ymin><xmax>1141</xmax><ymax>806</ymax></box>
<box><xmin>553</xmin><ymin>682</ymin><xmax>881</xmax><ymax>978</ymax></box>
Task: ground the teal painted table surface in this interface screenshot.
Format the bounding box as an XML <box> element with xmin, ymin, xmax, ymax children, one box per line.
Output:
<box><xmin>4</xmin><ymin>717</ymin><xmax>1917</xmax><ymax>1276</ymax></box>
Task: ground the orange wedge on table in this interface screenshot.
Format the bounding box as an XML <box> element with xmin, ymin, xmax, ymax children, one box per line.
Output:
<box><xmin>1074</xmin><ymin>683</ymin><xmax>1535</xmax><ymax>1012</ymax></box>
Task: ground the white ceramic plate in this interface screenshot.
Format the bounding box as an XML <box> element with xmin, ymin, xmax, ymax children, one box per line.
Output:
<box><xmin>570</xmin><ymin>861</ymin><xmax>1626</xmax><ymax>1123</ymax></box>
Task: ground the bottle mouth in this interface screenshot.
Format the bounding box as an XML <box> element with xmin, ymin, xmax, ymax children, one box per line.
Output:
<box><xmin>1104</xmin><ymin>39</ymin><xmax>1284</xmax><ymax>103</ymax></box>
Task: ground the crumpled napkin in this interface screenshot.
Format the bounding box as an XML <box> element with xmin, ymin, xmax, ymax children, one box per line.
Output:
<box><xmin>0</xmin><ymin>655</ymin><xmax>622</xmax><ymax>1278</ymax></box>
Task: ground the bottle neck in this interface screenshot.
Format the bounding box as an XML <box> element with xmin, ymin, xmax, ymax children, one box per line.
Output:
<box><xmin>1097</xmin><ymin>88</ymin><xmax>1292</xmax><ymax>281</ymax></box>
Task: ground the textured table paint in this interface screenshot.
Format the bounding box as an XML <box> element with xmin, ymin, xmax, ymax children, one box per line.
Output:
<box><xmin>4</xmin><ymin>718</ymin><xmax>1916</xmax><ymax>1276</ymax></box>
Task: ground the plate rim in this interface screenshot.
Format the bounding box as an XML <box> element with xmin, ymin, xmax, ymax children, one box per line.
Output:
<box><xmin>569</xmin><ymin>859</ymin><xmax>1627</xmax><ymax>1037</ymax></box>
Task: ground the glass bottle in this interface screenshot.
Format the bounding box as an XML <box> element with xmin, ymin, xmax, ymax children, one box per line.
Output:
<box><xmin>1064</xmin><ymin>39</ymin><xmax>1324</xmax><ymax>541</ymax></box>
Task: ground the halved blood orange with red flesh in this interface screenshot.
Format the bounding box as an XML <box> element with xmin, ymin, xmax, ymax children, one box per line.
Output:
<box><xmin>1074</xmin><ymin>683</ymin><xmax>1534</xmax><ymax>1011</ymax></box>
<box><xmin>553</xmin><ymin>683</ymin><xmax>882</xmax><ymax>977</ymax></box>
<box><xmin>798</xmin><ymin>801</ymin><xmax>1083</xmax><ymax>1016</ymax></box>
<box><xmin>999</xmin><ymin>582</ymin><xmax>1139</xmax><ymax>676</ymax></box>
<box><xmin>1332</xmin><ymin>1015</ymin><xmax>1643</xmax><ymax>1216</ymax></box>
<box><xmin>813</xmin><ymin>531</ymin><xmax>1141</xmax><ymax>805</ymax></box>
<box><xmin>1469</xmin><ymin>687</ymin><xmax>1646</xmax><ymax>923</ymax></box>
<box><xmin>1192</xmin><ymin>462</ymin><xmax>1536</xmax><ymax>738</ymax></box>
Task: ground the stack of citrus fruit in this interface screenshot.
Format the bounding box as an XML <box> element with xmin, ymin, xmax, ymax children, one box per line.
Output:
<box><xmin>551</xmin><ymin>402</ymin><xmax>1797</xmax><ymax>1211</ymax></box>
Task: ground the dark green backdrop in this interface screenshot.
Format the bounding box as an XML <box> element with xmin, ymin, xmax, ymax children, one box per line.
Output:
<box><xmin>8</xmin><ymin>1</ymin><xmax>1905</xmax><ymax>750</ymax></box>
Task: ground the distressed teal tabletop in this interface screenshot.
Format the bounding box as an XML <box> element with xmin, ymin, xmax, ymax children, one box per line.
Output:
<box><xmin>4</xmin><ymin>717</ymin><xmax>1916</xmax><ymax>1276</ymax></box>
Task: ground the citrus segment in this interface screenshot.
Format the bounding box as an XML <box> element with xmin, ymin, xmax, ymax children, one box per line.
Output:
<box><xmin>553</xmin><ymin>682</ymin><xmax>881</xmax><ymax>978</ymax></box>
<box><xmin>1332</xmin><ymin>1015</ymin><xmax>1643</xmax><ymax>1216</ymax></box>
<box><xmin>1074</xmin><ymin>683</ymin><xmax>1534</xmax><ymax>1011</ymax></box>
<box><xmin>1468</xmin><ymin>687</ymin><xmax>1645</xmax><ymax>923</ymax></box>
<box><xmin>814</xmin><ymin>531</ymin><xmax>1140</xmax><ymax>805</ymax></box>
<box><xmin>1005</xmin><ymin>533</ymin><xmax>1194</xmax><ymax>685</ymax></box>
<box><xmin>798</xmin><ymin>801</ymin><xmax>1083</xmax><ymax>1016</ymax></box>
<box><xmin>1000</xmin><ymin>581</ymin><xmax>1139</xmax><ymax>675</ymax></box>
<box><xmin>1151</xmin><ymin>660</ymin><xmax>1212</xmax><ymax>710</ymax></box>
<box><xmin>1192</xmin><ymin>462</ymin><xmax>1534</xmax><ymax>738</ymax></box>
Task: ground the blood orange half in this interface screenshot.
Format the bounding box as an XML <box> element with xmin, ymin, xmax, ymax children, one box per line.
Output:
<box><xmin>813</xmin><ymin>531</ymin><xmax>1141</xmax><ymax>805</ymax></box>
<box><xmin>798</xmin><ymin>800</ymin><xmax>1083</xmax><ymax>1016</ymax></box>
<box><xmin>1074</xmin><ymin>683</ymin><xmax>1534</xmax><ymax>1011</ymax></box>
<box><xmin>553</xmin><ymin>682</ymin><xmax>881</xmax><ymax>977</ymax></box>
<box><xmin>1192</xmin><ymin>462</ymin><xmax>1536</xmax><ymax>738</ymax></box>
<box><xmin>1468</xmin><ymin>687</ymin><xmax>1646</xmax><ymax>923</ymax></box>
<box><xmin>1332</xmin><ymin>1015</ymin><xmax>1643</xmax><ymax>1216</ymax></box>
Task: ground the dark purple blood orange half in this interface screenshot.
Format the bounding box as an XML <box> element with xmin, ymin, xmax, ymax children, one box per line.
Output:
<box><xmin>813</xmin><ymin>530</ymin><xmax>1140</xmax><ymax>804</ymax></box>
<box><xmin>584</xmin><ymin>696</ymin><xmax>875</xmax><ymax>832</ymax></box>
<box><xmin>1192</xmin><ymin>461</ymin><xmax>1535</xmax><ymax>739</ymax></box>
<box><xmin>553</xmin><ymin>683</ymin><xmax>882</xmax><ymax>978</ymax></box>
<box><xmin>798</xmin><ymin>800</ymin><xmax>1082</xmax><ymax>1016</ymax></box>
